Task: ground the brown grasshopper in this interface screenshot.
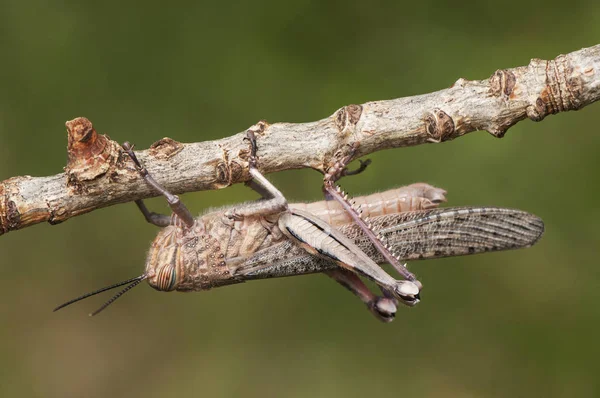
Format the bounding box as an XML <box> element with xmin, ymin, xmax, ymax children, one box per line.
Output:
<box><xmin>54</xmin><ymin>132</ymin><xmax>544</xmax><ymax>322</ymax></box>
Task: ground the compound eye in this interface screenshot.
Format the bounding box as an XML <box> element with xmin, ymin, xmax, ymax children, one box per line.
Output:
<box><xmin>156</xmin><ymin>264</ymin><xmax>177</xmax><ymax>291</ymax></box>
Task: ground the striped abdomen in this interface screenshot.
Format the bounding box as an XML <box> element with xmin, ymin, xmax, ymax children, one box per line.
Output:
<box><xmin>290</xmin><ymin>183</ymin><xmax>446</xmax><ymax>227</ymax></box>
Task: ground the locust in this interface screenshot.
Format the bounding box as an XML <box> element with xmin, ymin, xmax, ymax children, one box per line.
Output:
<box><xmin>54</xmin><ymin>130</ymin><xmax>544</xmax><ymax>322</ymax></box>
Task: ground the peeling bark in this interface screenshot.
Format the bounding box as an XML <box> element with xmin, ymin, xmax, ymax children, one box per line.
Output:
<box><xmin>1</xmin><ymin>44</ymin><xmax>599</xmax><ymax>236</ymax></box>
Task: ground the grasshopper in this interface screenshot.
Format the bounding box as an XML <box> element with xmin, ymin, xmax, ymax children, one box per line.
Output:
<box><xmin>54</xmin><ymin>131</ymin><xmax>544</xmax><ymax>322</ymax></box>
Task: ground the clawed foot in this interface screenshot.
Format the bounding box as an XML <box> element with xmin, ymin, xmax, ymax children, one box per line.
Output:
<box><xmin>370</xmin><ymin>297</ymin><xmax>397</xmax><ymax>323</ymax></box>
<box><xmin>122</xmin><ymin>142</ymin><xmax>145</xmax><ymax>173</ymax></box>
<box><xmin>394</xmin><ymin>280</ymin><xmax>421</xmax><ymax>307</ymax></box>
<box><xmin>324</xmin><ymin>143</ymin><xmax>370</xmax><ymax>185</ymax></box>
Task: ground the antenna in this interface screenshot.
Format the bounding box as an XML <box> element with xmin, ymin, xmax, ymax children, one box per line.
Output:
<box><xmin>53</xmin><ymin>275</ymin><xmax>147</xmax><ymax>315</ymax></box>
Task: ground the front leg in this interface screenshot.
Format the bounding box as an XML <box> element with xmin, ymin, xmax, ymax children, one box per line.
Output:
<box><xmin>122</xmin><ymin>142</ymin><xmax>195</xmax><ymax>228</ymax></box>
<box><xmin>134</xmin><ymin>199</ymin><xmax>172</xmax><ymax>227</ymax></box>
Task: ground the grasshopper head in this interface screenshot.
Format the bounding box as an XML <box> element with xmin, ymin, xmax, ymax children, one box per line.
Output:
<box><xmin>145</xmin><ymin>242</ymin><xmax>181</xmax><ymax>292</ymax></box>
<box><xmin>144</xmin><ymin>226</ymin><xmax>184</xmax><ymax>292</ymax></box>
<box><xmin>394</xmin><ymin>281</ymin><xmax>421</xmax><ymax>307</ymax></box>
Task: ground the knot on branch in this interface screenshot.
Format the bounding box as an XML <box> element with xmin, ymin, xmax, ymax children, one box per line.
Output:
<box><xmin>65</xmin><ymin>117</ymin><xmax>122</xmax><ymax>194</ymax></box>
<box><xmin>335</xmin><ymin>104</ymin><xmax>363</xmax><ymax>135</ymax></box>
<box><xmin>0</xmin><ymin>182</ymin><xmax>19</xmax><ymax>234</ymax></box>
<box><xmin>489</xmin><ymin>69</ymin><xmax>517</xmax><ymax>99</ymax></box>
<box><xmin>424</xmin><ymin>108</ymin><xmax>455</xmax><ymax>142</ymax></box>
<box><xmin>0</xmin><ymin>176</ymin><xmax>48</xmax><ymax>234</ymax></box>
<box><xmin>213</xmin><ymin>158</ymin><xmax>244</xmax><ymax>189</ymax></box>
<box><xmin>149</xmin><ymin>138</ymin><xmax>184</xmax><ymax>160</ymax></box>
<box><xmin>526</xmin><ymin>56</ymin><xmax>585</xmax><ymax>122</ymax></box>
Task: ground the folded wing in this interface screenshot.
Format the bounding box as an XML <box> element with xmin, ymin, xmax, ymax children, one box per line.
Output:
<box><xmin>341</xmin><ymin>207</ymin><xmax>544</xmax><ymax>262</ymax></box>
<box><xmin>232</xmin><ymin>207</ymin><xmax>544</xmax><ymax>278</ymax></box>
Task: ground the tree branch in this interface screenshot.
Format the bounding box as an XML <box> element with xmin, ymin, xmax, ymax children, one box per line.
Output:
<box><xmin>1</xmin><ymin>44</ymin><xmax>599</xmax><ymax>236</ymax></box>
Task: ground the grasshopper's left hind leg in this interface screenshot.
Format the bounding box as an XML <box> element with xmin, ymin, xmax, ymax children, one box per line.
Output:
<box><xmin>326</xmin><ymin>269</ymin><xmax>397</xmax><ymax>323</ymax></box>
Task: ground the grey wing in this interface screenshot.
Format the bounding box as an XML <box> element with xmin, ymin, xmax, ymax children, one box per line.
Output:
<box><xmin>229</xmin><ymin>207</ymin><xmax>544</xmax><ymax>279</ymax></box>
<box><xmin>340</xmin><ymin>207</ymin><xmax>544</xmax><ymax>262</ymax></box>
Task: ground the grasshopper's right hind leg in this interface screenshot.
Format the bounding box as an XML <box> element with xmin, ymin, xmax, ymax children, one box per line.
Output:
<box><xmin>282</xmin><ymin>209</ymin><xmax>421</xmax><ymax>307</ymax></box>
<box><xmin>323</xmin><ymin>145</ymin><xmax>420</xmax><ymax>285</ymax></box>
<box><xmin>326</xmin><ymin>269</ymin><xmax>397</xmax><ymax>323</ymax></box>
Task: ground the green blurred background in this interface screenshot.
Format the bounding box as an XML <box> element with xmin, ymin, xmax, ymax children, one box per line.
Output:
<box><xmin>1</xmin><ymin>1</ymin><xmax>599</xmax><ymax>397</ymax></box>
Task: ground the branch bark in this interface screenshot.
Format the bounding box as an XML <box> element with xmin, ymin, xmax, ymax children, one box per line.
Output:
<box><xmin>1</xmin><ymin>44</ymin><xmax>599</xmax><ymax>236</ymax></box>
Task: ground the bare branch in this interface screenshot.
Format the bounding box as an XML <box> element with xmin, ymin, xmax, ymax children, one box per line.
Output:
<box><xmin>1</xmin><ymin>44</ymin><xmax>599</xmax><ymax>236</ymax></box>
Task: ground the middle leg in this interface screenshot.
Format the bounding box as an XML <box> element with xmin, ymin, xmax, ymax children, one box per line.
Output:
<box><xmin>223</xmin><ymin>129</ymin><xmax>288</xmax><ymax>220</ymax></box>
